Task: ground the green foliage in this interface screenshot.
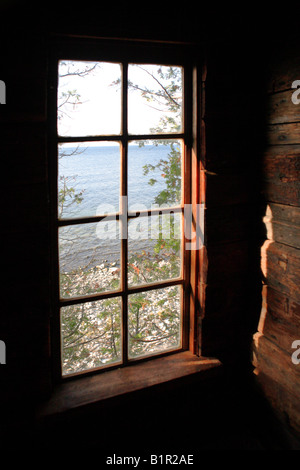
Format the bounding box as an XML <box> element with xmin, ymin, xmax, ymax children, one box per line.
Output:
<box><xmin>59</xmin><ymin>63</ymin><xmax>183</xmax><ymax>373</ymax></box>
<box><xmin>61</xmin><ymin>299</ymin><xmax>121</xmax><ymax>375</ymax></box>
<box><xmin>58</xmin><ymin>175</ymin><xmax>84</xmax><ymax>218</ymax></box>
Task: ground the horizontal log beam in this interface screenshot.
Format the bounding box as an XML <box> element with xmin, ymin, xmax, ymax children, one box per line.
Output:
<box><xmin>261</xmin><ymin>241</ymin><xmax>300</xmax><ymax>303</ymax></box>
<box><xmin>268</xmin><ymin>89</ymin><xmax>300</xmax><ymax>125</ymax></box>
<box><xmin>267</xmin><ymin>122</ymin><xmax>300</xmax><ymax>145</ymax></box>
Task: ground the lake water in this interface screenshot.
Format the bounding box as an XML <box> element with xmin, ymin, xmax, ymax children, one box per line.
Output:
<box><xmin>58</xmin><ymin>143</ymin><xmax>181</xmax><ymax>271</ymax></box>
<box><xmin>58</xmin><ymin>143</ymin><xmax>178</xmax><ymax>217</ymax></box>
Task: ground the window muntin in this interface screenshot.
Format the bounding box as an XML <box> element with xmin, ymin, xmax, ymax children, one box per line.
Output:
<box><xmin>55</xmin><ymin>57</ymin><xmax>189</xmax><ymax>378</ymax></box>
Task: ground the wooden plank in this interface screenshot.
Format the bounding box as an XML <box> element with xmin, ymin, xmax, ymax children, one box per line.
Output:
<box><xmin>263</xmin><ymin>203</ymin><xmax>300</xmax><ymax>248</ymax></box>
<box><xmin>0</xmin><ymin>76</ymin><xmax>47</xmax><ymax>123</ymax></box>
<box><xmin>37</xmin><ymin>351</ymin><xmax>222</xmax><ymax>419</ymax></box>
<box><xmin>263</xmin><ymin>285</ymin><xmax>300</xmax><ymax>323</ymax></box>
<box><xmin>206</xmin><ymin>203</ymin><xmax>250</xmax><ymax>245</ymax></box>
<box><xmin>261</xmin><ymin>146</ymin><xmax>300</xmax><ymax>205</ymax></box>
<box><xmin>189</xmin><ymin>146</ymin><xmax>200</xmax><ymax>353</ymax></box>
<box><xmin>262</xmin><ymin>181</ymin><xmax>300</xmax><ymax>206</ymax></box>
<box><xmin>267</xmin><ymin>122</ymin><xmax>300</xmax><ymax>145</ymax></box>
<box><xmin>206</xmin><ymin>240</ymin><xmax>249</xmax><ymax>284</ymax></box>
<box><xmin>258</xmin><ymin>285</ymin><xmax>300</xmax><ymax>352</ymax></box>
<box><xmin>266</xmin><ymin>46</ymin><xmax>300</xmax><ymax>93</ymax></box>
<box><xmin>267</xmin><ymin>202</ymin><xmax>300</xmax><ymax>226</ymax></box>
<box><xmin>204</xmin><ymin>277</ymin><xmax>247</xmax><ymax>318</ymax></box>
<box><xmin>261</xmin><ymin>241</ymin><xmax>300</xmax><ymax>303</ymax></box>
<box><xmin>252</xmin><ymin>333</ymin><xmax>300</xmax><ymax>398</ymax></box>
<box><xmin>253</xmin><ymin>369</ymin><xmax>300</xmax><ymax>437</ymax></box>
<box><xmin>263</xmin><ymin>205</ymin><xmax>300</xmax><ymax>248</ymax></box>
<box><xmin>268</xmin><ymin>89</ymin><xmax>300</xmax><ymax>125</ymax></box>
<box><xmin>204</xmin><ymin>117</ymin><xmax>261</xmax><ymax>172</ymax></box>
<box><xmin>259</xmin><ymin>310</ymin><xmax>299</xmax><ymax>353</ymax></box>
<box><xmin>2</xmin><ymin>122</ymin><xmax>47</xmax><ymax>186</ymax></box>
<box><xmin>267</xmin><ymin>220</ymin><xmax>300</xmax><ymax>249</ymax></box>
<box><xmin>206</xmin><ymin>173</ymin><xmax>250</xmax><ymax>207</ymax></box>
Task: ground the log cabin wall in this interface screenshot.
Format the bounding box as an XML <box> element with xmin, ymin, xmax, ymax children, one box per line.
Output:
<box><xmin>199</xmin><ymin>39</ymin><xmax>266</xmax><ymax>367</ymax></box>
<box><xmin>1</xmin><ymin>3</ymin><xmax>299</xmax><ymax>448</ymax></box>
<box><xmin>1</xmin><ymin>31</ymin><xmax>52</xmax><ymax>409</ymax></box>
<box><xmin>0</xmin><ymin>8</ymin><xmax>269</xmax><ymax>403</ymax></box>
<box><xmin>252</xmin><ymin>41</ymin><xmax>300</xmax><ymax>442</ymax></box>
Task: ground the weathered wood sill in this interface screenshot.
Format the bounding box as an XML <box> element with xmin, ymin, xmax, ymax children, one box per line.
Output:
<box><xmin>37</xmin><ymin>351</ymin><xmax>222</xmax><ymax>421</ymax></box>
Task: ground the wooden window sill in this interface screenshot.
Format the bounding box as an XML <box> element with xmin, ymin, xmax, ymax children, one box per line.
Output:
<box><xmin>37</xmin><ymin>352</ymin><xmax>222</xmax><ymax>422</ymax></box>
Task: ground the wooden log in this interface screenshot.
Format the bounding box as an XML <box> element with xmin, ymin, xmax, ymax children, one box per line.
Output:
<box><xmin>261</xmin><ymin>146</ymin><xmax>300</xmax><ymax>205</ymax></box>
<box><xmin>262</xmin><ymin>146</ymin><xmax>300</xmax><ymax>182</ymax></box>
<box><xmin>204</xmin><ymin>277</ymin><xmax>247</xmax><ymax>319</ymax></box>
<box><xmin>267</xmin><ymin>220</ymin><xmax>300</xmax><ymax>249</ymax></box>
<box><xmin>262</xmin><ymin>181</ymin><xmax>300</xmax><ymax>206</ymax></box>
<box><xmin>267</xmin><ymin>202</ymin><xmax>300</xmax><ymax>226</ymax></box>
<box><xmin>268</xmin><ymin>89</ymin><xmax>300</xmax><ymax>125</ymax></box>
<box><xmin>261</xmin><ymin>285</ymin><xmax>300</xmax><ymax>324</ymax></box>
<box><xmin>267</xmin><ymin>203</ymin><xmax>300</xmax><ymax>249</ymax></box>
<box><xmin>0</xmin><ymin>76</ymin><xmax>47</xmax><ymax>123</ymax></box>
<box><xmin>259</xmin><ymin>285</ymin><xmax>300</xmax><ymax>352</ymax></box>
<box><xmin>206</xmin><ymin>240</ymin><xmax>249</xmax><ymax>284</ymax></box>
<box><xmin>261</xmin><ymin>241</ymin><xmax>300</xmax><ymax>303</ymax></box>
<box><xmin>253</xmin><ymin>369</ymin><xmax>300</xmax><ymax>436</ymax></box>
<box><xmin>263</xmin><ymin>204</ymin><xmax>300</xmax><ymax>248</ymax></box>
<box><xmin>205</xmin><ymin>203</ymin><xmax>250</xmax><ymax>244</ymax></box>
<box><xmin>252</xmin><ymin>332</ymin><xmax>300</xmax><ymax>397</ymax></box>
<box><xmin>206</xmin><ymin>173</ymin><xmax>250</xmax><ymax>207</ymax></box>
<box><xmin>2</xmin><ymin>122</ymin><xmax>47</xmax><ymax>187</ymax></box>
<box><xmin>204</xmin><ymin>115</ymin><xmax>263</xmax><ymax>172</ymax></box>
<box><xmin>266</xmin><ymin>46</ymin><xmax>300</xmax><ymax>94</ymax></box>
<box><xmin>267</xmin><ymin>122</ymin><xmax>300</xmax><ymax>145</ymax></box>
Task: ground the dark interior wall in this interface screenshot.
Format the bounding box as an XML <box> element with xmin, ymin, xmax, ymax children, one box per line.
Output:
<box><xmin>0</xmin><ymin>2</ymin><xmax>253</xmax><ymax>399</ymax></box>
<box><xmin>1</xmin><ymin>25</ymin><xmax>51</xmax><ymax>406</ymax></box>
<box><xmin>252</xmin><ymin>39</ymin><xmax>300</xmax><ymax>440</ymax></box>
<box><xmin>1</xmin><ymin>3</ymin><xmax>299</xmax><ymax>447</ymax></box>
<box><xmin>199</xmin><ymin>38</ymin><xmax>267</xmax><ymax>366</ymax></box>
<box><xmin>0</xmin><ymin>3</ymin><xmax>200</xmax><ymax>404</ymax></box>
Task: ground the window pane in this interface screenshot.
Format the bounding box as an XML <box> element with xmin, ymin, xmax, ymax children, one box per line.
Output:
<box><xmin>128</xmin><ymin>64</ymin><xmax>183</xmax><ymax>135</ymax></box>
<box><xmin>61</xmin><ymin>297</ymin><xmax>122</xmax><ymax>376</ymax></box>
<box><xmin>58</xmin><ymin>142</ymin><xmax>120</xmax><ymax>219</ymax></box>
<box><xmin>59</xmin><ymin>222</ymin><xmax>120</xmax><ymax>298</ymax></box>
<box><xmin>57</xmin><ymin>61</ymin><xmax>121</xmax><ymax>136</ymax></box>
<box><xmin>128</xmin><ymin>213</ymin><xmax>182</xmax><ymax>287</ymax></box>
<box><xmin>128</xmin><ymin>286</ymin><xmax>182</xmax><ymax>359</ymax></box>
<box><xmin>128</xmin><ymin>140</ymin><xmax>182</xmax><ymax>210</ymax></box>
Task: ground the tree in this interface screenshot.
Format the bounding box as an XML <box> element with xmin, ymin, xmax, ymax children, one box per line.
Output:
<box><xmin>57</xmin><ymin>62</ymin><xmax>122</xmax><ymax>375</ymax></box>
<box><xmin>127</xmin><ymin>65</ymin><xmax>182</xmax><ymax>296</ymax></box>
<box><xmin>57</xmin><ymin>61</ymin><xmax>100</xmax><ymax>219</ymax></box>
<box><xmin>58</xmin><ymin>62</ymin><xmax>183</xmax><ymax>373</ymax></box>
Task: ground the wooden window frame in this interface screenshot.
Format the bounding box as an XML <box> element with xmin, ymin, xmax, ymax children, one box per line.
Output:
<box><xmin>48</xmin><ymin>36</ymin><xmax>201</xmax><ymax>384</ymax></box>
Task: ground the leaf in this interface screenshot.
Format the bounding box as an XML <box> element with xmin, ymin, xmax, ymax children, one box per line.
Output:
<box><xmin>129</xmin><ymin>263</ymin><xmax>140</xmax><ymax>275</ymax></box>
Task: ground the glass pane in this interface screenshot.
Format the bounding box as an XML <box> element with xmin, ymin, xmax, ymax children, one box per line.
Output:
<box><xmin>58</xmin><ymin>142</ymin><xmax>120</xmax><ymax>219</ymax></box>
<box><xmin>128</xmin><ymin>140</ymin><xmax>182</xmax><ymax>210</ymax></box>
<box><xmin>59</xmin><ymin>222</ymin><xmax>120</xmax><ymax>298</ymax></box>
<box><xmin>61</xmin><ymin>297</ymin><xmax>122</xmax><ymax>376</ymax></box>
<box><xmin>128</xmin><ymin>285</ymin><xmax>182</xmax><ymax>359</ymax></box>
<box><xmin>128</xmin><ymin>213</ymin><xmax>182</xmax><ymax>287</ymax></box>
<box><xmin>57</xmin><ymin>60</ymin><xmax>121</xmax><ymax>136</ymax></box>
<box><xmin>128</xmin><ymin>64</ymin><xmax>183</xmax><ymax>135</ymax></box>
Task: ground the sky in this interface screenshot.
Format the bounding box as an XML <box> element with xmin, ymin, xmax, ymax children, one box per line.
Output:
<box><xmin>57</xmin><ymin>60</ymin><xmax>182</xmax><ymax>141</ymax></box>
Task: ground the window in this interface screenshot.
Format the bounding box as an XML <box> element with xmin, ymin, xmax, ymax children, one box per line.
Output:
<box><xmin>50</xmin><ymin>40</ymin><xmax>198</xmax><ymax>380</ymax></box>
